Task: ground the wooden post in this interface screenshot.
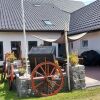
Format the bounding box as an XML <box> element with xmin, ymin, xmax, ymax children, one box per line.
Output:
<box><xmin>64</xmin><ymin>24</ymin><xmax>71</xmax><ymax>91</ymax></box>
<box><xmin>21</xmin><ymin>0</ymin><xmax>28</xmax><ymax>74</ymax></box>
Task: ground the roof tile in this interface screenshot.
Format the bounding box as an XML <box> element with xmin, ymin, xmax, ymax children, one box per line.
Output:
<box><xmin>69</xmin><ymin>0</ymin><xmax>100</xmax><ymax>34</ymax></box>
<box><xmin>0</xmin><ymin>0</ymin><xmax>69</xmax><ymax>31</ymax></box>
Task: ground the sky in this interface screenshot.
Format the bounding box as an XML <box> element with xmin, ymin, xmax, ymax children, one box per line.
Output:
<box><xmin>74</xmin><ymin>0</ymin><xmax>96</xmax><ymax>5</ymax></box>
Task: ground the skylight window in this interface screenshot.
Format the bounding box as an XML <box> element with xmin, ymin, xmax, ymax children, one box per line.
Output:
<box><xmin>34</xmin><ymin>4</ymin><xmax>40</xmax><ymax>7</ymax></box>
<box><xmin>43</xmin><ymin>20</ymin><xmax>53</xmax><ymax>25</ymax></box>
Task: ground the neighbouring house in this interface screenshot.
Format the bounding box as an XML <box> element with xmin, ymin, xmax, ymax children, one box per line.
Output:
<box><xmin>31</xmin><ymin>0</ymin><xmax>85</xmax><ymax>13</ymax></box>
<box><xmin>0</xmin><ymin>0</ymin><xmax>84</xmax><ymax>65</ymax></box>
<box><xmin>69</xmin><ymin>0</ymin><xmax>100</xmax><ymax>55</ymax></box>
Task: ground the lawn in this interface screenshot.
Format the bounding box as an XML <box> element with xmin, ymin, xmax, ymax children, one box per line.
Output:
<box><xmin>0</xmin><ymin>80</ymin><xmax>100</xmax><ymax>100</ymax></box>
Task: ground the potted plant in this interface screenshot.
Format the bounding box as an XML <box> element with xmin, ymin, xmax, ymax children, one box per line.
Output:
<box><xmin>69</xmin><ymin>52</ymin><xmax>86</xmax><ymax>89</ymax></box>
<box><xmin>69</xmin><ymin>52</ymin><xmax>79</xmax><ymax>66</ymax></box>
<box><xmin>5</xmin><ymin>52</ymin><xmax>16</xmax><ymax>63</ymax></box>
<box><xmin>18</xmin><ymin>67</ymin><xmax>26</xmax><ymax>76</ymax></box>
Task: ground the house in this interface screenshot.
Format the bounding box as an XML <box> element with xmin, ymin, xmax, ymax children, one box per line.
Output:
<box><xmin>0</xmin><ymin>0</ymin><xmax>84</xmax><ymax>64</ymax></box>
<box><xmin>69</xmin><ymin>0</ymin><xmax>100</xmax><ymax>55</ymax></box>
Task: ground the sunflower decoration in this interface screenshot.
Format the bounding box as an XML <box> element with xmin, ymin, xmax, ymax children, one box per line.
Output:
<box><xmin>5</xmin><ymin>52</ymin><xmax>16</xmax><ymax>63</ymax></box>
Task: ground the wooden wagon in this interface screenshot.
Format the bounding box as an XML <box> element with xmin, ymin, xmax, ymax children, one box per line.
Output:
<box><xmin>28</xmin><ymin>46</ymin><xmax>64</xmax><ymax>96</ymax></box>
<box><xmin>1</xmin><ymin>46</ymin><xmax>65</xmax><ymax>96</ymax></box>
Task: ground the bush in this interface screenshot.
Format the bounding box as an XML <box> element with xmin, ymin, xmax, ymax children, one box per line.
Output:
<box><xmin>69</xmin><ymin>52</ymin><xmax>79</xmax><ymax>66</ymax></box>
<box><xmin>18</xmin><ymin>67</ymin><xmax>26</xmax><ymax>76</ymax></box>
<box><xmin>5</xmin><ymin>52</ymin><xmax>16</xmax><ymax>62</ymax></box>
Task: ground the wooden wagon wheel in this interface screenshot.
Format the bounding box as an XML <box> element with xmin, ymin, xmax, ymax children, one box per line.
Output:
<box><xmin>0</xmin><ymin>61</ymin><xmax>8</xmax><ymax>83</ymax></box>
<box><xmin>7</xmin><ymin>64</ymin><xmax>15</xmax><ymax>90</ymax></box>
<box><xmin>31</xmin><ymin>61</ymin><xmax>64</xmax><ymax>96</ymax></box>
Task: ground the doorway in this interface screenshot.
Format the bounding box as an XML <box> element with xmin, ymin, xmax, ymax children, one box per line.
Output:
<box><xmin>28</xmin><ymin>41</ymin><xmax>37</xmax><ymax>51</ymax></box>
<box><xmin>11</xmin><ymin>41</ymin><xmax>21</xmax><ymax>59</ymax></box>
<box><xmin>58</xmin><ymin>43</ymin><xmax>66</xmax><ymax>58</ymax></box>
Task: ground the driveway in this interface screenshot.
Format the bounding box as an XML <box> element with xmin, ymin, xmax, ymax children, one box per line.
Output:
<box><xmin>85</xmin><ymin>66</ymin><xmax>100</xmax><ymax>87</ymax></box>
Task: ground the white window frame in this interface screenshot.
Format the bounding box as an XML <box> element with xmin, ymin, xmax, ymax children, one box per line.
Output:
<box><xmin>34</xmin><ymin>4</ymin><xmax>41</xmax><ymax>7</ymax></box>
<box><xmin>43</xmin><ymin>20</ymin><xmax>53</xmax><ymax>25</ymax></box>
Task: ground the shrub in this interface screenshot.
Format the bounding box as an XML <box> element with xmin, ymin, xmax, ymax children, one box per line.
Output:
<box><xmin>5</xmin><ymin>52</ymin><xmax>16</xmax><ymax>63</ymax></box>
<box><xmin>18</xmin><ymin>67</ymin><xmax>26</xmax><ymax>76</ymax></box>
<box><xmin>69</xmin><ymin>52</ymin><xmax>79</xmax><ymax>66</ymax></box>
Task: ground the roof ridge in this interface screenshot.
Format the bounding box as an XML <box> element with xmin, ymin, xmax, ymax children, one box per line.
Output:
<box><xmin>71</xmin><ymin>0</ymin><xmax>97</xmax><ymax>14</ymax></box>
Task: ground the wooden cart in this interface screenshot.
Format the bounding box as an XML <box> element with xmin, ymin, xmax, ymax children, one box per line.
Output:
<box><xmin>1</xmin><ymin>46</ymin><xmax>65</xmax><ymax>96</ymax></box>
<box><xmin>28</xmin><ymin>46</ymin><xmax>64</xmax><ymax>96</ymax></box>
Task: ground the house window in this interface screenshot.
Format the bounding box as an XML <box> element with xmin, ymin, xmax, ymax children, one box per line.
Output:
<box><xmin>33</xmin><ymin>4</ymin><xmax>41</xmax><ymax>7</ymax></box>
<box><xmin>0</xmin><ymin>42</ymin><xmax>3</xmax><ymax>61</ymax></box>
<box><xmin>44</xmin><ymin>41</ymin><xmax>52</xmax><ymax>46</ymax></box>
<box><xmin>82</xmin><ymin>40</ymin><xmax>88</xmax><ymax>47</ymax></box>
<box><xmin>43</xmin><ymin>20</ymin><xmax>53</xmax><ymax>25</ymax></box>
<box><xmin>28</xmin><ymin>41</ymin><xmax>37</xmax><ymax>51</ymax></box>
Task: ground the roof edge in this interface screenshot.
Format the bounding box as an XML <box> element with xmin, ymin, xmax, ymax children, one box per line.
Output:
<box><xmin>0</xmin><ymin>29</ymin><xmax>64</xmax><ymax>33</ymax></box>
<box><xmin>70</xmin><ymin>0</ymin><xmax>96</xmax><ymax>14</ymax></box>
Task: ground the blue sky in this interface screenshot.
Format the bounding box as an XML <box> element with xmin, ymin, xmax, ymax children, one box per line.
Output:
<box><xmin>74</xmin><ymin>0</ymin><xmax>96</xmax><ymax>5</ymax></box>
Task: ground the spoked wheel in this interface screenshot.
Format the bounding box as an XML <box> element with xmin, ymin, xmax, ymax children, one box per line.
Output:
<box><xmin>0</xmin><ymin>62</ymin><xmax>7</xmax><ymax>83</ymax></box>
<box><xmin>31</xmin><ymin>61</ymin><xmax>64</xmax><ymax>96</ymax></box>
<box><xmin>7</xmin><ymin>64</ymin><xmax>15</xmax><ymax>90</ymax></box>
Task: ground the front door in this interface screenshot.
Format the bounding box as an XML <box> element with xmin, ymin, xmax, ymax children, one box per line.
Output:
<box><xmin>11</xmin><ymin>41</ymin><xmax>21</xmax><ymax>59</ymax></box>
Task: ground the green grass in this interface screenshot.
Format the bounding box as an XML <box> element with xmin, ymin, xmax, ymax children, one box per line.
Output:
<box><xmin>0</xmin><ymin>81</ymin><xmax>100</xmax><ymax>100</ymax></box>
<box><xmin>0</xmin><ymin>71</ymin><xmax>100</xmax><ymax>100</ymax></box>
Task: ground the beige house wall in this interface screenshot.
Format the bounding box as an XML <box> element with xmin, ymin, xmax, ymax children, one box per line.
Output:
<box><xmin>70</xmin><ymin>31</ymin><xmax>100</xmax><ymax>55</ymax></box>
<box><xmin>0</xmin><ymin>32</ymin><xmax>61</xmax><ymax>64</ymax></box>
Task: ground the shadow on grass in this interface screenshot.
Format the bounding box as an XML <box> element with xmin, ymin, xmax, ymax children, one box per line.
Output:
<box><xmin>0</xmin><ymin>80</ymin><xmax>71</xmax><ymax>100</ymax></box>
<box><xmin>0</xmin><ymin>80</ymin><xmax>43</xmax><ymax>100</ymax></box>
<box><xmin>0</xmin><ymin>74</ymin><xmax>71</xmax><ymax>100</ymax></box>
<box><xmin>0</xmin><ymin>80</ymin><xmax>18</xmax><ymax>100</ymax></box>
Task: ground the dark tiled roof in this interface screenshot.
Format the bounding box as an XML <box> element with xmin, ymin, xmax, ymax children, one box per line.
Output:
<box><xmin>69</xmin><ymin>0</ymin><xmax>100</xmax><ymax>35</ymax></box>
<box><xmin>31</xmin><ymin>0</ymin><xmax>85</xmax><ymax>13</ymax></box>
<box><xmin>0</xmin><ymin>0</ymin><xmax>69</xmax><ymax>31</ymax></box>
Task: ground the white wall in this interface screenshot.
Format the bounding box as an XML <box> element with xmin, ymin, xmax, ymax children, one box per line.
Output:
<box><xmin>70</xmin><ymin>31</ymin><xmax>100</xmax><ymax>55</ymax></box>
<box><xmin>0</xmin><ymin>32</ymin><xmax>61</xmax><ymax>60</ymax></box>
